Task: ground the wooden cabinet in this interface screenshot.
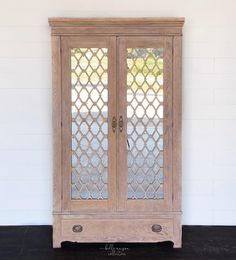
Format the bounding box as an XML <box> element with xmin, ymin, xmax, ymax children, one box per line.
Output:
<box><xmin>49</xmin><ymin>17</ymin><xmax>184</xmax><ymax>248</ymax></box>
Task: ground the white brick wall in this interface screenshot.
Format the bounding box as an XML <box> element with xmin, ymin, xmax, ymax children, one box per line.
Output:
<box><xmin>0</xmin><ymin>0</ymin><xmax>236</xmax><ymax>225</ymax></box>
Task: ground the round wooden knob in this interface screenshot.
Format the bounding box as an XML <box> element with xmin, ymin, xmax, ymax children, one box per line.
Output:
<box><xmin>152</xmin><ymin>224</ymin><xmax>162</xmax><ymax>232</ymax></box>
<box><xmin>72</xmin><ymin>225</ymin><xmax>83</xmax><ymax>233</ymax></box>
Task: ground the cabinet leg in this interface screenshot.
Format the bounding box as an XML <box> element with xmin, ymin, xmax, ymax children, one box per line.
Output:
<box><xmin>53</xmin><ymin>238</ymin><xmax>62</xmax><ymax>248</ymax></box>
<box><xmin>53</xmin><ymin>215</ymin><xmax>62</xmax><ymax>248</ymax></box>
<box><xmin>173</xmin><ymin>239</ymin><xmax>182</xmax><ymax>248</ymax></box>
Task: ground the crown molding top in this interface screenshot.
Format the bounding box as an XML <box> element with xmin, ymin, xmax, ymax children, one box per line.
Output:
<box><xmin>48</xmin><ymin>17</ymin><xmax>185</xmax><ymax>36</ymax></box>
<box><xmin>48</xmin><ymin>17</ymin><xmax>185</xmax><ymax>28</ymax></box>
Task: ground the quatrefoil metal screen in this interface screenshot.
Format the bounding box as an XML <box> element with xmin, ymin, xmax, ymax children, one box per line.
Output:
<box><xmin>71</xmin><ymin>47</ymin><xmax>109</xmax><ymax>200</ymax></box>
<box><xmin>127</xmin><ymin>48</ymin><xmax>164</xmax><ymax>200</ymax></box>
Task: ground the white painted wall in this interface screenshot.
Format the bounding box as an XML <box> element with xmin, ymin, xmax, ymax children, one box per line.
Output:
<box><xmin>0</xmin><ymin>0</ymin><xmax>236</xmax><ymax>225</ymax></box>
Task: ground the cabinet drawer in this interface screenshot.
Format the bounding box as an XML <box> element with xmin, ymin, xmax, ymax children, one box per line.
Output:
<box><xmin>61</xmin><ymin>218</ymin><xmax>174</xmax><ymax>242</ymax></box>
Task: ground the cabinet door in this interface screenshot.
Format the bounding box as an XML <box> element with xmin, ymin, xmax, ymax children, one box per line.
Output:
<box><xmin>61</xmin><ymin>37</ymin><xmax>117</xmax><ymax>211</ymax></box>
<box><xmin>118</xmin><ymin>37</ymin><xmax>173</xmax><ymax>212</ymax></box>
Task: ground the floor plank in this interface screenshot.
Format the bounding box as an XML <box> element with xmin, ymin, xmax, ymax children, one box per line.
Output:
<box><xmin>0</xmin><ymin>226</ymin><xmax>236</xmax><ymax>259</ymax></box>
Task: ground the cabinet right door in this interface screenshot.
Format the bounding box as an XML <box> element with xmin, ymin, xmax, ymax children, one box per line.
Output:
<box><xmin>117</xmin><ymin>37</ymin><xmax>173</xmax><ymax>212</ymax></box>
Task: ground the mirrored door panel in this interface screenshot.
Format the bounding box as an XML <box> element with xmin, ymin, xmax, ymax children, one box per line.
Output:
<box><xmin>118</xmin><ymin>37</ymin><xmax>173</xmax><ymax>212</ymax></box>
<box><xmin>71</xmin><ymin>47</ymin><xmax>109</xmax><ymax>201</ymax></box>
<box><xmin>126</xmin><ymin>47</ymin><xmax>164</xmax><ymax>200</ymax></box>
<box><xmin>61</xmin><ymin>37</ymin><xmax>117</xmax><ymax>211</ymax></box>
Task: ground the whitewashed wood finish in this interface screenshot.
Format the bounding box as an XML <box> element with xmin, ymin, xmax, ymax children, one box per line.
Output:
<box><xmin>173</xmin><ymin>36</ymin><xmax>182</xmax><ymax>213</ymax></box>
<box><xmin>48</xmin><ymin>18</ymin><xmax>184</xmax><ymax>36</ymax></box>
<box><xmin>52</xmin><ymin>212</ymin><xmax>181</xmax><ymax>246</ymax></box>
<box><xmin>52</xmin><ymin>36</ymin><xmax>62</xmax><ymax>213</ymax></box>
<box><xmin>117</xmin><ymin>37</ymin><xmax>173</xmax><ymax>212</ymax></box>
<box><xmin>61</xmin><ymin>36</ymin><xmax>117</xmax><ymax>212</ymax></box>
<box><xmin>49</xmin><ymin>18</ymin><xmax>184</xmax><ymax>248</ymax></box>
<box><xmin>61</xmin><ymin>218</ymin><xmax>173</xmax><ymax>242</ymax></box>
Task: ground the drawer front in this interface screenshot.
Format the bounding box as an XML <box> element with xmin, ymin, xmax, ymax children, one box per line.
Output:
<box><xmin>61</xmin><ymin>218</ymin><xmax>173</xmax><ymax>242</ymax></box>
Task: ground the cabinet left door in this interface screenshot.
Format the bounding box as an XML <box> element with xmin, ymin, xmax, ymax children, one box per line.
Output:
<box><xmin>61</xmin><ymin>36</ymin><xmax>117</xmax><ymax>212</ymax></box>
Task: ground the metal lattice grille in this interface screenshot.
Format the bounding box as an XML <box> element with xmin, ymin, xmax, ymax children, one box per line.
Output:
<box><xmin>71</xmin><ymin>48</ymin><xmax>108</xmax><ymax>200</ymax></box>
<box><xmin>127</xmin><ymin>48</ymin><xmax>164</xmax><ymax>200</ymax></box>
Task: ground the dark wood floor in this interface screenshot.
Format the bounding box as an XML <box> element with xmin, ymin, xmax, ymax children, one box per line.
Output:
<box><xmin>0</xmin><ymin>226</ymin><xmax>236</xmax><ymax>259</ymax></box>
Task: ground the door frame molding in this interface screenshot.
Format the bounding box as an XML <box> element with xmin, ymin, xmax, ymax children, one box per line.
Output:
<box><xmin>61</xmin><ymin>36</ymin><xmax>117</xmax><ymax>212</ymax></box>
<box><xmin>117</xmin><ymin>36</ymin><xmax>173</xmax><ymax>212</ymax></box>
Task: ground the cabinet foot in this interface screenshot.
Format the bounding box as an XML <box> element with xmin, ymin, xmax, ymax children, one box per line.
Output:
<box><xmin>173</xmin><ymin>240</ymin><xmax>182</xmax><ymax>248</ymax></box>
<box><xmin>53</xmin><ymin>239</ymin><xmax>62</xmax><ymax>248</ymax></box>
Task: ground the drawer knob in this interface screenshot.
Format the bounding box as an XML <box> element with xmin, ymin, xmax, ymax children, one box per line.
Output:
<box><xmin>72</xmin><ymin>225</ymin><xmax>83</xmax><ymax>233</ymax></box>
<box><xmin>152</xmin><ymin>224</ymin><xmax>162</xmax><ymax>233</ymax></box>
